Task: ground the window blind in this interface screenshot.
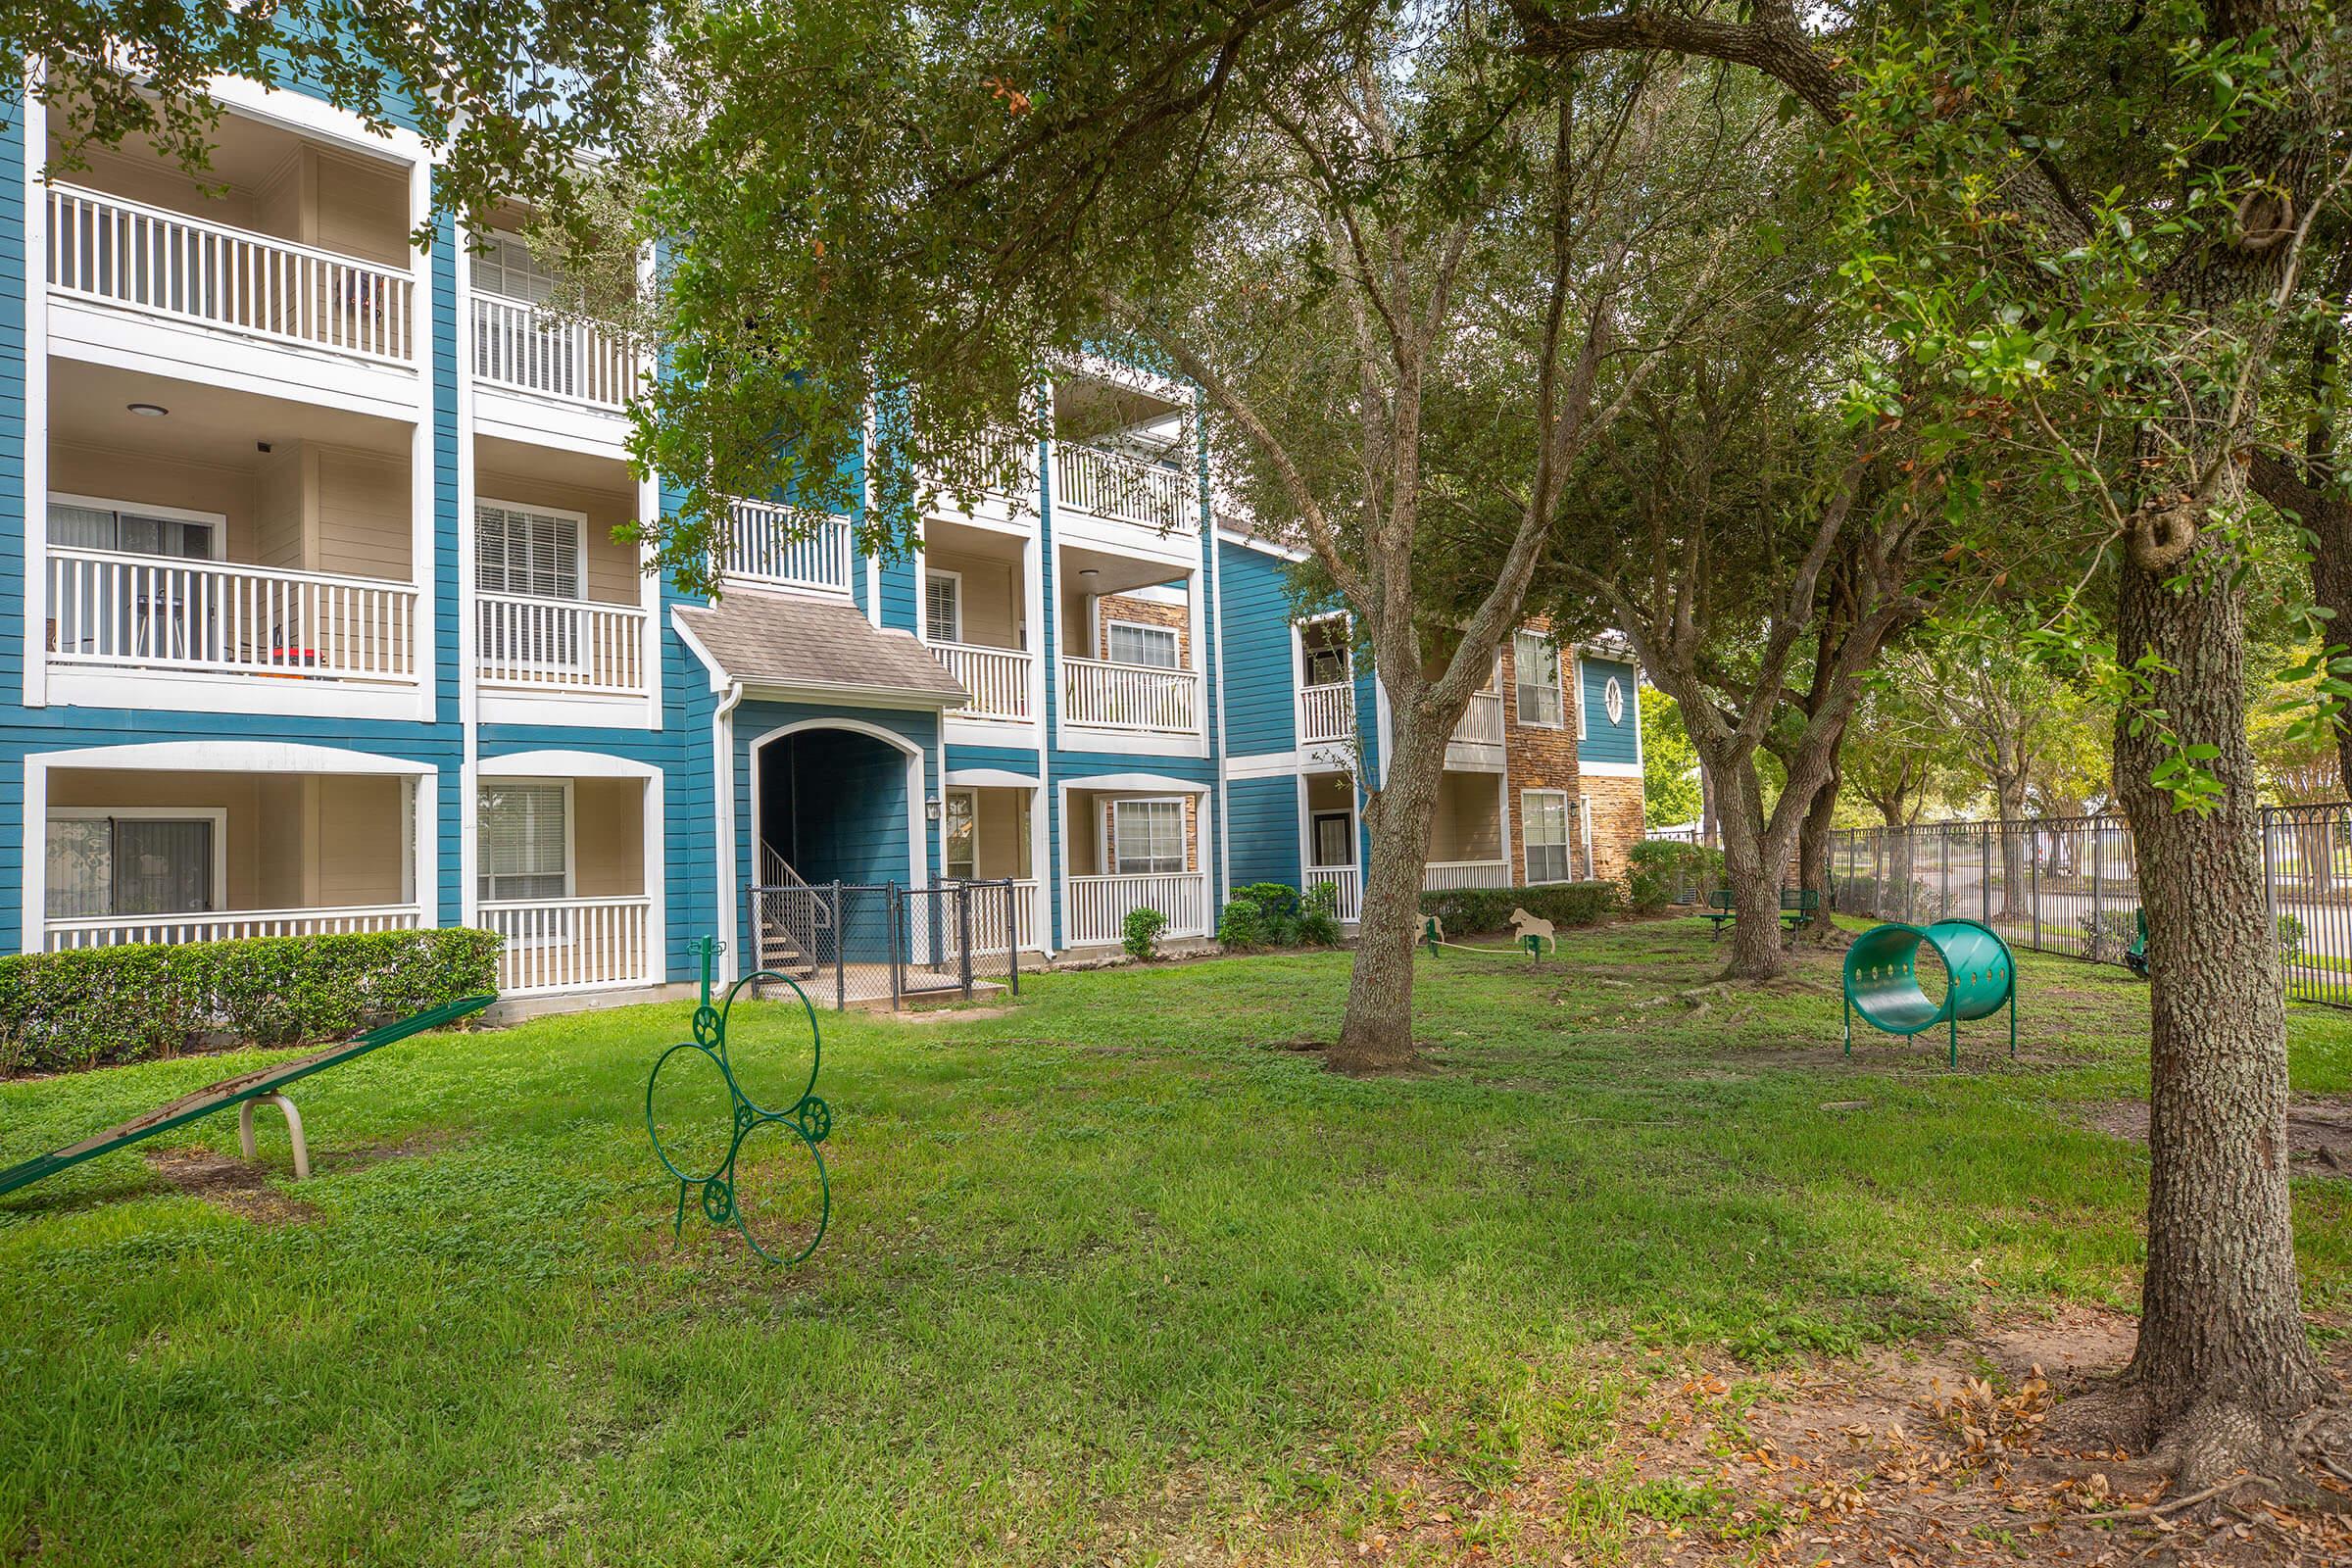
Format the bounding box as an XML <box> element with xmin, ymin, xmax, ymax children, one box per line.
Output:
<box><xmin>478</xmin><ymin>784</ymin><xmax>568</xmax><ymax>902</ymax></box>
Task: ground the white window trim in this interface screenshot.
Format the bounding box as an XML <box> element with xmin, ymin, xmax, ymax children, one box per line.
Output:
<box><xmin>1520</xmin><ymin>788</ymin><xmax>1572</xmax><ymax>885</ymax></box>
<box><xmin>1308</xmin><ymin>808</ymin><xmax>1355</xmax><ymax>869</ymax></box>
<box><xmin>1580</xmin><ymin>795</ymin><xmax>1596</xmax><ymax>881</ymax></box>
<box><xmin>1297</xmin><ymin>613</ymin><xmax>1351</xmax><ymax>688</ymax></box>
<box><xmin>46</xmin><ymin>805</ymin><xmax>231</xmax><ymax>915</ymax></box>
<box><xmin>475</xmin><ymin>777</ymin><xmax>576</xmax><ymax>904</ymax></box>
<box><xmin>475</xmin><ymin>498</ymin><xmax>588</xmax><ymax>601</ymax></box>
<box><xmin>925</xmin><ymin>566</ymin><xmax>964</xmax><ymax>646</ymax></box>
<box><xmin>48</xmin><ymin>493</ymin><xmax>231</xmax><ymax>560</ymax></box>
<box><xmin>944</xmin><ymin>786</ymin><xmax>979</xmax><ymax>881</ymax></box>
<box><xmin>1104</xmin><ymin>794</ymin><xmax>1189</xmax><ymax>875</ymax></box>
<box><xmin>1515</xmin><ymin>631</ymin><xmax>1563</xmax><ymax>729</ymax></box>
<box><xmin>1575</xmin><ymin>653</ymin><xmax>1589</xmax><ymax>740</ymax></box>
<box><xmin>1104</xmin><ymin>617</ymin><xmax>1182</xmax><ymax>670</ymax></box>
<box><xmin>471</xmin><ymin>227</ymin><xmax>559</xmax><ymax>304</ymax></box>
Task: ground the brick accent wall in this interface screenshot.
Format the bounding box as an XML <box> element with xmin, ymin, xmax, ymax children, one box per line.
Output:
<box><xmin>1096</xmin><ymin>593</ymin><xmax>1190</xmax><ymax>664</ymax></box>
<box><xmin>1581</xmin><ymin>774</ymin><xmax>1645</xmax><ymax>884</ymax></box>
<box><xmin>1492</xmin><ymin>615</ymin><xmax>1647</xmax><ymax>885</ymax></box>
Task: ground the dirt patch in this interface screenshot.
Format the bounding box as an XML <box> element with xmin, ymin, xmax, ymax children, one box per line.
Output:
<box><xmin>144</xmin><ymin>1145</ymin><xmax>318</xmax><ymax>1225</ymax></box>
<box><xmin>2089</xmin><ymin>1097</ymin><xmax>2352</xmax><ymax>1177</ymax></box>
<box><xmin>308</xmin><ymin>1127</ymin><xmax>469</xmax><ymax>1175</ymax></box>
<box><xmin>893</xmin><ymin>1004</ymin><xmax>1023</xmax><ymax>1027</ymax></box>
<box><xmin>1280</xmin><ymin>1304</ymin><xmax>2352</xmax><ymax>1566</ymax></box>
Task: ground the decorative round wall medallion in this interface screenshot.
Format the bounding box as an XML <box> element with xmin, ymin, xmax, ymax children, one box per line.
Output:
<box><xmin>1604</xmin><ymin>676</ymin><xmax>1625</xmax><ymax>725</ymax></box>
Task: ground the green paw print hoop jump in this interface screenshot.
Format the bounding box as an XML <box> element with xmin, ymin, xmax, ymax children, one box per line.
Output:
<box><xmin>646</xmin><ymin>938</ymin><xmax>833</xmax><ymax>1264</ymax></box>
<box><xmin>1841</xmin><ymin>917</ymin><xmax>2018</xmax><ymax>1068</ymax></box>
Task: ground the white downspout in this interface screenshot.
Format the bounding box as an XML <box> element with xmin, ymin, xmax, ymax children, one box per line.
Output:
<box><xmin>712</xmin><ymin>678</ymin><xmax>746</xmax><ymax>983</ymax></box>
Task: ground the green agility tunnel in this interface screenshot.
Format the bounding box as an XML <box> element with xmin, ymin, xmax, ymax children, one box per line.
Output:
<box><xmin>1841</xmin><ymin>918</ymin><xmax>2016</xmax><ymax>1067</ymax></box>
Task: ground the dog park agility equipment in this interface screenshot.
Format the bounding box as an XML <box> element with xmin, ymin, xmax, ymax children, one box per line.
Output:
<box><xmin>645</xmin><ymin>938</ymin><xmax>833</xmax><ymax>1265</ymax></box>
<box><xmin>0</xmin><ymin>993</ymin><xmax>496</xmax><ymax>1200</ymax></box>
<box><xmin>1841</xmin><ymin>917</ymin><xmax>2017</xmax><ymax>1068</ymax></box>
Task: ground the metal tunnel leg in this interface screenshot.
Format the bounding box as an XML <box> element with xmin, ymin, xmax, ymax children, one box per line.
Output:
<box><xmin>1843</xmin><ymin>996</ymin><xmax>1852</xmax><ymax>1057</ymax></box>
<box><xmin>1949</xmin><ymin>1014</ymin><xmax>1959</xmax><ymax>1070</ymax></box>
<box><xmin>238</xmin><ymin>1093</ymin><xmax>309</xmax><ymax>1181</ymax></box>
<box><xmin>2009</xmin><ymin>993</ymin><xmax>2018</xmax><ymax>1058</ymax></box>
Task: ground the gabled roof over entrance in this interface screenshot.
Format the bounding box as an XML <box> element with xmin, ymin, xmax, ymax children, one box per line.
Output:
<box><xmin>674</xmin><ymin>594</ymin><xmax>967</xmax><ymax>708</ymax></box>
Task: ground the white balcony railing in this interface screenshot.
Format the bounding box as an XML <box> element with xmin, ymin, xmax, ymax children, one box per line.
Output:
<box><xmin>927</xmin><ymin>640</ymin><xmax>1032</xmax><ymax>719</ymax></box>
<box><xmin>719</xmin><ymin>499</ymin><xmax>853</xmax><ymax>594</ymax></box>
<box><xmin>1062</xmin><ymin>657</ymin><xmax>1200</xmax><ymax>733</ymax></box>
<box><xmin>476</xmin><ymin>593</ymin><xmax>649</xmax><ymax>697</ymax></box>
<box><xmin>44</xmin><ymin>904</ymin><xmax>422</xmax><ymax>951</ymax></box>
<box><xmin>480</xmin><ymin>896</ymin><xmax>655</xmax><ymax>995</ymax></box>
<box><xmin>1304</xmin><ymin>865</ymin><xmax>1362</xmax><ymax>923</ymax></box>
<box><xmin>1452</xmin><ymin>691</ymin><xmax>1504</xmax><ymax>746</ymax></box>
<box><xmin>1424</xmin><ymin>859</ymin><xmax>1510</xmax><ymax>892</ymax></box>
<box><xmin>471</xmin><ymin>295</ymin><xmax>639</xmax><ymax>410</ymax></box>
<box><xmin>1067</xmin><ymin>872</ymin><xmax>1210</xmax><ymax>946</ymax></box>
<box><xmin>1052</xmin><ymin>444</ymin><xmax>1197</xmax><ymax>534</ymax></box>
<box><xmin>1299</xmin><ymin>681</ymin><xmax>1355</xmax><ymax>746</ymax></box>
<box><xmin>47</xmin><ymin>184</ymin><xmax>415</xmax><ymax>365</ymax></box>
<box><xmin>47</xmin><ymin>548</ymin><xmax>420</xmax><ymax>685</ymax></box>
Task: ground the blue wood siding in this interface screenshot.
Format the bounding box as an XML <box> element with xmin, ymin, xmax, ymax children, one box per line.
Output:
<box><xmin>1579</xmin><ymin>656</ymin><xmax>1640</xmax><ymax>765</ymax></box>
<box><xmin>1216</xmin><ymin>541</ymin><xmax>1297</xmax><ymax>757</ymax></box>
<box><xmin>1226</xmin><ymin>776</ymin><xmax>1300</xmax><ymax>890</ymax></box>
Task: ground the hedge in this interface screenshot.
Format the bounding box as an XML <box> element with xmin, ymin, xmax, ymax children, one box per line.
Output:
<box><xmin>0</xmin><ymin>927</ymin><xmax>502</xmax><ymax>1074</ymax></box>
<box><xmin>1418</xmin><ymin>881</ymin><xmax>1622</xmax><ymax>936</ymax></box>
<box><xmin>1624</xmin><ymin>839</ymin><xmax>1726</xmax><ymax>912</ymax></box>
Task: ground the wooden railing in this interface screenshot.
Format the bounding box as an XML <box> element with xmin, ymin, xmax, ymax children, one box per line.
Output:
<box><xmin>1453</xmin><ymin>691</ymin><xmax>1504</xmax><ymax>745</ymax></box>
<box><xmin>719</xmin><ymin>499</ymin><xmax>853</xmax><ymax>593</ymax></box>
<box><xmin>926</xmin><ymin>640</ymin><xmax>1031</xmax><ymax>719</ymax></box>
<box><xmin>479</xmin><ymin>896</ymin><xmax>654</xmax><ymax>994</ymax></box>
<box><xmin>1303</xmin><ymin>865</ymin><xmax>1362</xmax><ymax>922</ymax></box>
<box><xmin>1299</xmin><ymin>681</ymin><xmax>1355</xmax><ymax>746</ymax></box>
<box><xmin>1067</xmin><ymin>872</ymin><xmax>1209</xmax><ymax>945</ymax></box>
<box><xmin>476</xmin><ymin>593</ymin><xmax>648</xmax><ymax>696</ymax></box>
<box><xmin>471</xmin><ymin>295</ymin><xmax>638</xmax><ymax>409</ymax></box>
<box><xmin>941</xmin><ymin>878</ymin><xmax>1044</xmax><ymax>955</ymax></box>
<box><xmin>47</xmin><ymin>184</ymin><xmax>415</xmax><ymax>364</ymax></box>
<box><xmin>1423</xmin><ymin>859</ymin><xmax>1510</xmax><ymax>891</ymax></box>
<box><xmin>1061</xmin><ymin>657</ymin><xmax>1200</xmax><ymax>733</ymax></box>
<box><xmin>1052</xmin><ymin>444</ymin><xmax>1197</xmax><ymax>534</ymax></box>
<box><xmin>44</xmin><ymin>904</ymin><xmax>421</xmax><ymax>951</ymax></box>
<box><xmin>46</xmin><ymin>548</ymin><xmax>419</xmax><ymax>685</ymax></box>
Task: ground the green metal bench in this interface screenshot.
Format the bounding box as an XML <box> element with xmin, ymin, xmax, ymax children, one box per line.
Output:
<box><xmin>0</xmin><ymin>993</ymin><xmax>495</xmax><ymax>1200</ymax></box>
<box><xmin>1702</xmin><ymin>888</ymin><xmax>1736</xmax><ymax>938</ymax></box>
<box><xmin>1702</xmin><ymin>887</ymin><xmax>1821</xmax><ymax>938</ymax></box>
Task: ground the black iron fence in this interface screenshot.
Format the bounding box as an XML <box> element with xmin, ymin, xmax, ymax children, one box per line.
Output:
<box><xmin>746</xmin><ymin>879</ymin><xmax>1021</xmax><ymax>1009</ymax></box>
<box><xmin>1827</xmin><ymin>806</ymin><xmax>2352</xmax><ymax>1007</ymax></box>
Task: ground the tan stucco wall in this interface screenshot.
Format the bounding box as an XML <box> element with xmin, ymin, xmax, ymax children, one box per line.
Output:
<box><xmin>571</xmin><ymin>777</ymin><xmax>647</xmax><ymax>897</ymax></box>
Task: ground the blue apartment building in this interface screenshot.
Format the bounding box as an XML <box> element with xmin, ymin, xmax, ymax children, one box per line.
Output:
<box><xmin>0</xmin><ymin>75</ymin><xmax>1641</xmax><ymax>1004</ymax></box>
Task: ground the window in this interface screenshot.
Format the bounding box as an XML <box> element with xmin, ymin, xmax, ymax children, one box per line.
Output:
<box><xmin>1523</xmin><ymin>791</ymin><xmax>1571</xmax><ymax>884</ymax></box>
<box><xmin>1515</xmin><ymin>631</ymin><xmax>1563</xmax><ymax>727</ymax></box>
<box><xmin>1311</xmin><ymin>810</ymin><xmax>1354</xmax><ymax>868</ymax></box>
<box><xmin>925</xmin><ymin>570</ymin><xmax>962</xmax><ymax>644</ymax></box>
<box><xmin>1604</xmin><ymin>674</ymin><xmax>1626</xmax><ymax>726</ymax></box>
<box><xmin>478</xmin><ymin>783</ymin><xmax>569</xmax><ymax>903</ymax></box>
<box><xmin>1112</xmin><ymin>799</ymin><xmax>1186</xmax><ymax>875</ymax></box>
<box><xmin>1107</xmin><ymin>620</ymin><xmax>1180</xmax><ymax>668</ymax></box>
<box><xmin>45</xmin><ymin>811</ymin><xmax>220</xmax><ymax>920</ymax></box>
<box><xmin>476</xmin><ymin>502</ymin><xmax>584</xmax><ymax>601</ymax></box>
<box><xmin>469</xmin><ymin>232</ymin><xmax>559</xmax><ymax>304</ymax></box>
<box><xmin>944</xmin><ymin>790</ymin><xmax>977</xmax><ymax>880</ymax></box>
<box><xmin>48</xmin><ymin>497</ymin><xmax>220</xmax><ymax>560</ymax></box>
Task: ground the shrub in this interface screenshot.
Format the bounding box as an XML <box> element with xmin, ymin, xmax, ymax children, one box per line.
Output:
<box><xmin>1624</xmin><ymin>840</ymin><xmax>1725</xmax><ymax>912</ymax></box>
<box><xmin>1122</xmin><ymin>906</ymin><xmax>1168</xmax><ymax>961</ymax></box>
<box><xmin>2278</xmin><ymin>911</ymin><xmax>2306</xmax><ymax>965</ymax></box>
<box><xmin>0</xmin><ymin>928</ymin><xmax>502</xmax><ymax>1074</ymax></box>
<box><xmin>1218</xmin><ymin>882</ymin><xmax>1305</xmax><ymax>952</ymax></box>
<box><xmin>1419</xmin><ymin>881</ymin><xmax>1622</xmax><ymax>937</ymax></box>
<box><xmin>1297</xmin><ymin>880</ymin><xmax>1344</xmax><ymax>948</ymax></box>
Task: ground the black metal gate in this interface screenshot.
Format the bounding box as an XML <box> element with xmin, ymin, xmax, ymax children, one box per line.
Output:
<box><xmin>746</xmin><ymin>879</ymin><xmax>1021</xmax><ymax>1009</ymax></box>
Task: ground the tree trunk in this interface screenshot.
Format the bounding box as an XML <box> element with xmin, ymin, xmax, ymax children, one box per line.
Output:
<box><xmin>1698</xmin><ymin>758</ymin><xmax>1719</xmax><ymax>848</ymax></box>
<box><xmin>1710</xmin><ymin>761</ymin><xmax>1788</xmax><ymax>980</ymax></box>
<box><xmin>1993</xmin><ymin>772</ymin><xmax>2029</xmax><ymax>918</ymax></box>
<box><xmin>1793</xmin><ymin>760</ymin><xmax>1840</xmax><ymax>943</ymax></box>
<box><xmin>1332</xmin><ymin>710</ymin><xmax>1447</xmax><ymax>1073</ymax></box>
<box><xmin>2112</xmin><ymin>543</ymin><xmax>2326</xmax><ymax>1482</ymax></box>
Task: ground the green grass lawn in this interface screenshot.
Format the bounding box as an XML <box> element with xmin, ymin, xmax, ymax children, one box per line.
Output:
<box><xmin>4</xmin><ymin>919</ymin><xmax>2351</xmax><ymax>1565</ymax></box>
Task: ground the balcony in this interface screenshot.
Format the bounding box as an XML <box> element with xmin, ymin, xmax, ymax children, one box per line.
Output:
<box><xmin>479</xmin><ymin>895</ymin><xmax>656</xmax><ymax>995</ymax></box>
<box><xmin>1453</xmin><ymin>690</ymin><xmax>1504</xmax><ymax>746</ymax></box>
<box><xmin>1424</xmin><ymin>860</ymin><xmax>1510</xmax><ymax>891</ymax></box>
<box><xmin>471</xmin><ymin>296</ymin><xmax>638</xmax><ymax>411</ymax></box>
<box><xmin>476</xmin><ymin>594</ymin><xmax>649</xmax><ymax>697</ymax></box>
<box><xmin>720</xmin><ymin>499</ymin><xmax>854</xmax><ymax>595</ymax></box>
<box><xmin>1053</xmin><ymin>444</ymin><xmax>1197</xmax><ymax>535</ymax></box>
<box><xmin>927</xmin><ymin>640</ymin><xmax>1032</xmax><ymax>720</ymax></box>
<box><xmin>46</xmin><ymin>549</ymin><xmax>418</xmax><ymax>686</ymax></box>
<box><xmin>1067</xmin><ymin>872</ymin><xmax>1210</xmax><ymax>946</ymax></box>
<box><xmin>47</xmin><ymin>184</ymin><xmax>415</xmax><ymax>367</ymax></box>
<box><xmin>1062</xmin><ymin>657</ymin><xmax>1200</xmax><ymax>733</ymax></box>
<box><xmin>1299</xmin><ymin>681</ymin><xmax>1355</xmax><ymax>746</ymax></box>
